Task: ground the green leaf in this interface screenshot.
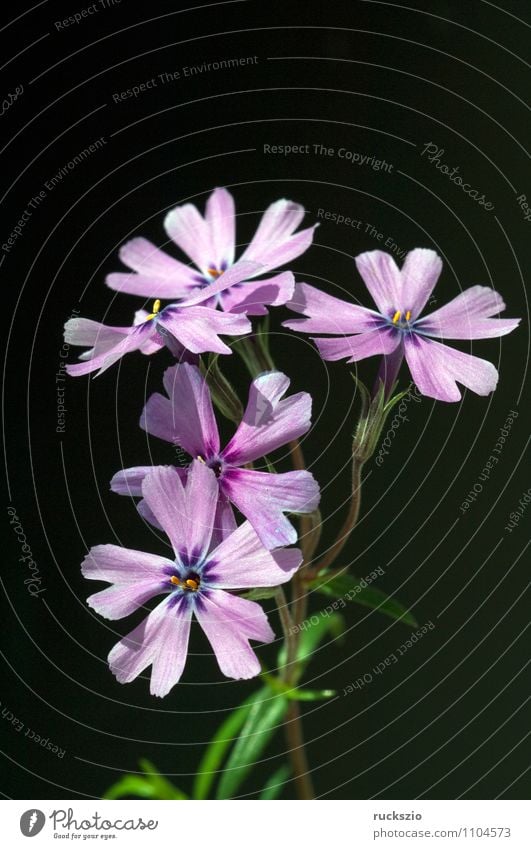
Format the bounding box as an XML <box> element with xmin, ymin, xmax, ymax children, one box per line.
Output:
<box><xmin>103</xmin><ymin>760</ymin><xmax>187</xmax><ymax>800</ymax></box>
<box><xmin>216</xmin><ymin>689</ymin><xmax>289</xmax><ymax>799</ymax></box>
<box><xmin>260</xmin><ymin>764</ymin><xmax>291</xmax><ymax>799</ymax></box>
<box><xmin>309</xmin><ymin>573</ymin><xmax>417</xmax><ymax>627</ymax></box>
<box><xmin>261</xmin><ymin>672</ymin><xmax>335</xmax><ymax>701</ymax></box>
<box><xmin>278</xmin><ymin>610</ymin><xmax>345</xmax><ymax>677</ymax></box>
<box><xmin>241</xmin><ymin>586</ymin><xmax>280</xmax><ymax>601</ymax></box>
<box><xmin>193</xmin><ymin>690</ymin><xmax>262</xmax><ymax>800</ymax></box>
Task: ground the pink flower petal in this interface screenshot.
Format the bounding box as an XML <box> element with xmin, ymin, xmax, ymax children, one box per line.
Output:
<box><xmin>195</xmin><ymin>591</ymin><xmax>274</xmax><ymax>680</ymax></box>
<box><xmin>81</xmin><ymin>543</ymin><xmax>171</xmax><ymax>584</ymax></box>
<box><xmin>312</xmin><ymin>327</ymin><xmax>399</xmax><ymax>362</ymax></box>
<box><xmin>355</xmin><ymin>250</ymin><xmax>403</xmax><ymax>316</ymax></box>
<box><xmin>219</xmin><ymin>271</ymin><xmax>295</xmax><ymax>314</ymax></box>
<box><xmin>164</xmin><ymin>200</ymin><xmax>213</xmax><ymax>276</ymax></box>
<box><xmin>65</xmin><ymin>319</ymin><xmax>155</xmax><ymax>377</ymax></box>
<box><xmin>141</xmin><ymin>363</ymin><xmax>219</xmax><ymax>458</ymax></box>
<box><xmin>417</xmin><ymin>285</ymin><xmax>520</xmax><ymax>339</ymax></box>
<box><xmin>106</xmin><ymin>236</ymin><xmax>200</xmax><ymax>298</ymax></box>
<box><xmin>87</xmin><ymin>581</ymin><xmax>167</xmax><ymax>620</ymax></box>
<box><xmin>141</xmin><ymin>463</ymin><xmax>217</xmax><ymax>561</ymax></box>
<box><xmin>157</xmin><ymin>305</ymin><xmax>251</xmax><ymax>354</ymax></box>
<box><xmin>222</xmin><ymin>371</ymin><xmax>312</xmax><ymax>465</ymax></box>
<box><xmin>284</xmin><ymin>282</ymin><xmax>380</xmax><ymax>333</ymax></box>
<box><xmin>400</xmin><ymin>249</ymin><xmax>443</xmax><ymax>318</ymax></box>
<box><xmin>204</xmin><ymin>520</ymin><xmax>302</xmax><ymax>588</ymax></box>
<box><xmin>205</xmin><ymin>187</ymin><xmax>236</xmax><ymax>268</ymax></box>
<box><xmin>221</xmin><ymin>468</ymin><xmax>320</xmax><ymax>549</ymax></box>
<box><xmin>108</xmin><ymin>595</ymin><xmax>193</xmax><ymax>697</ymax></box>
<box><xmin>404</xmin><ymin>334</ymin><xmax>499</xmax><ymax>402</ymax></box>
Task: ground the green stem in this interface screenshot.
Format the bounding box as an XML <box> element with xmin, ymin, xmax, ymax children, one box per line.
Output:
<box><xmin>312</xmin><ymin>454</ymin><xmax>364</xmax><ymax>575</ymax></box>
<box><xmin>274</xmin><ymin>588</ymin><xmax>315</xmax><ymax>800</ymax></box>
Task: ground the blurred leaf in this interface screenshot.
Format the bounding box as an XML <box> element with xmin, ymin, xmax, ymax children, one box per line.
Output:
<box><xmin>216</xmin><ymin>689</ymin><xmax>289</xmax><ymax>799</ymax></box>
<box><xmin>104</xmin><ymin>759</ymin><xmax>187</xmax><ymax>800</ymax></box>
<box><xmin>308</xmin><ymin>573</ymin><xmax>417</xmax><ymax>627</ymax></box>
<box><xmin>241</xmin><ymin>586</ymin><xmax>280</xmax><ymax>601</ymax></box>
<box><xmin>278</xmin><ymin>610</ymin><xmax>345</xmax><ymax>677</ymax></box>
<box><xmin>193</xmin><ymin>691</ymin><xmax>261</xmax><ymax>800</ymax></box>
<box><xmin>260</xmin><ymin>764</ymin><xmax>291</xmax><ymax>799</ymax></box>
<box><xmin>261</xmin><ymin>672</ymin><xmax>335</xmax><ymax>701</ymax></box>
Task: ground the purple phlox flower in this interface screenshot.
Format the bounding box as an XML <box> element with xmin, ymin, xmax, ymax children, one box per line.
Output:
<box><xmin>111</xmin><ymin>363</ymin><xmax>320</xmax><ymax>549</ymax></box>
<box><xmin>283</xmin><ymin>249</ymin><xmax>520</xmax><ymax>402</ymax></box>
<box><xmin>83</xmin><ymin>462</ymin><xmax>302</xmax><ymax>696</ymax></box>
<box><xmin>106</xmin><ymin>187</ymin><xmax>318</xmax><ymax>315</ymax></box>
<box><xmin>65</xmin><ymin>263</ymin><xmax>255</xmax><ymax>377</ymax></box>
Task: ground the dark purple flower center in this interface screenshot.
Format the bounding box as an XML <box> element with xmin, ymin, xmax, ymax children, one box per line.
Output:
<box><xmin>197</xmin><ymin>455</ymin><xmax>224</xmax><ymax>478</ymax></box>
<box><xmin>170</xmin><ymin>570</ymin><xmax>201</xmax><ymax>592</ymax></box>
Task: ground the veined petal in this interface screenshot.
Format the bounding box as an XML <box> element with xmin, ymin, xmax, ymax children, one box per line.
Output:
<box><xmin>110</xmin><ymin>465</ymin><xmax>177</xmax><ymax>496</ymax></box>
<box><xmin>141</xmin><ymin>463</ymin><xmax>217</xmax><ymax>561</ymax></box>
<box><xmin>157</xmin><ymin>305</ymin><xmax>251</xmax><ymax>355</ymax></box>
<box><xmin>400</xmin><ymin>249</ymin><xmax>443</xmax><ymax>318</ymax></box>
<box><xmin>108</xmin><ymin>594</ymin><xmax>193</xmax><ymax>697</ymax></box>
<box><xmin>106</xmin><ymin>236</ymin><xmax>200</xmax><ymax>298</ymax></box>
<box><xmin>178</xmin><ymin>261</ymin><xmax>262</xmax><ymax>306</ymax></box>
<box><xmin>205</xmin><ymin>187</ymin><xmax>236</xmax><ymax>268</ymax></box>
<box><xmin>355</xmin><ymin>250</ymin><xmax>403</xmax><ymax>317</ymax></box>
<box><xmin>240</xmin><ymin>225</ymin><xmax>317</xmax><ymax>274</ymax></box>
<box><xmin>222</xmin><ymin>371</ymin><xmax>312</xmax><ymax>465</ymax></box>
<box><xmin>283</xmin><ymin>282</ymin><xmax>380</xmax><ymax>333</ymax></box>
<box><xmin>211</xmin><ymin>493</ymin><xmax>237</xmax><ymax>548</ymax></box>
<box><xmin>87</xmin><ymin>581</ymin><xmax>167</xmax><ymax>620</ymax></box>
<box><xmin>143</xmin><ymin>363</ymin><xmax>219</xmax><ymax>458</ymax></box>
<box><xmin>221</xmin><ymin>468</ymin><xmax>320</xmax><ymax>549</ymax></box>
<box><xmin>239</xmin><ymin>198</ymin><xmax>306</xmax><ymax>265</ymax></box>
<box><xmin>195</xmin><ymin>591</ymin><xmax>274</xmax><ymax>680</ymax></box>
<box><xmin>404</xmin><ymin>333</ymin><xmax>499</xmax><ymax>402</ymax></box>
<box><xmin>81</xmin><ymin>543</ymin><xmax>171</xmax><ymax>584</ymax></box>
<box><xmin>219</xmin><ymin>271</ymin><xmax>295</xmax><ymax>314</ymax></box>
<box><xmin>164</xmin><ymin>200</ymin><xmax>212</xmax><ymax>276</ymax></box>
<box><xmin>204</xmin><ymin>520</ymin><xmax>302</xmax><ymax>588</ymax></box>
<box><xmin>65</xmin><ymin>319</ymin><xmax>155</xmax><ymax>377</ymax></box>
<box><xmin>313</xmin><ymin>327</ymin><xmax>399</xmax><ymax>363</ymax></box>
<box><xmin>417</xmin><ymin>285</ymin><xmax>520</xmax><ymax>340</ymax></box>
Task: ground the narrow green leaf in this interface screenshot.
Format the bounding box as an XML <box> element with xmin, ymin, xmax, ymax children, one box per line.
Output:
<box><xmin>103</xmin><ymin>776</ymin><xmax>158</xmax><ymax>800</ymax></box>
<box><xmin>309</xmin><ymin>573</ymin><xmax>417</xmax><ymax>627</ymax></box>
<box><xmin>216</xmin><ymin>690</ymin><xmax>289</xmax><ymax>799</ymax></box>
<box><xmin>260</xmin><ymin>764</ymin><xmax>291</xmax><ymax>799</ymax></box>
<box><xmin>103</xmin><ymin>762</ymin><xmax>187</xmax><ymax>800</ymax></box>
<box><xmin>278</xmin><ymin>610</ymin><xmax>345</xmax><ymax>676</ymax></box>
<box><xmin>138</xmin><ymin>759</ymin><xmax>188</xmax><ymax>800</ymax></box>
<box><xmin>241</xmin><ymin>586</ymin><xmax>280</xmax><ymax>601</ymax></box>
<box><xmin>193</xmin><ymin>688</ymin><xmax>266</xmax><ymax>800</ymax></box>
<box><xmin>261</xmin><ymin>672</ymin><xmax>335</xmax><ymax>701</ymax></box>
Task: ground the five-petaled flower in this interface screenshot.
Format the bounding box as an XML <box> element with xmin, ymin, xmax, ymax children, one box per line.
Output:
<box><xmin>111</xmin><ymin>364</ymin><xmax>320</xmax><ymax>550</ymax></box>
<box><xmin>283</xmin><ymin>249</ymin><xmax>520</xmax><ymax>402</ymax></box>
<box><xmin>82</xmin><ymin>462</ymin><xmax>302</xmax><ymax>697</ymax></box>
<box><xmin>106</xmin><ymin>187</ymin><xmax>317</xmax><ymax>314</ymax></box>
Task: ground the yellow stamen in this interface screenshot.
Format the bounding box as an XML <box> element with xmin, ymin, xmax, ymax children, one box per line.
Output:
<box><xmin>170</xmin><ymin>576</ymin><xmax>181</xmax><ymax>586</ymax></box>
<box><xmin>392</xmin><ymin>310</ymin><xmax>401</xmax><ymax>324</ymax></box>
<box><xmin>208</xmin><ymin>267</ymin><xmax>223</xmax><ymax>278</ymax></box>
<box><xmin>405</xmin><ymin>310</ymin><xmax>411</xmax><ymax>322</ymax></box>
<box><xmin>185</xmin><ymin>578</ymin><xmax>199</xmax><ymax>590</ymax></box>
<box><xmin>197</xmin><ymin>455</ymin><xmax>206</xmax><ymax>464</ymax></box>
<box><xmin>145</xmin><ymin>299</ymin><xmax>162</xmax><ymax>321</ymax></box>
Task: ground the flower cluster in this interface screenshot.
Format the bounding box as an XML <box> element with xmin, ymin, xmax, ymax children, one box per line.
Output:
<box><xmin>68</xmin><ymin>187</ymin><xmax>519</xmax><ymax>698</ymax></box>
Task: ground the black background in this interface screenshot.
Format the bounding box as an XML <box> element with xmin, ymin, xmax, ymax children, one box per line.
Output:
<box><xmin>1</xmin><ymin>0</ymin><xmax>529</xmax><ymax>800</ymax></box>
